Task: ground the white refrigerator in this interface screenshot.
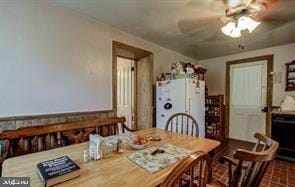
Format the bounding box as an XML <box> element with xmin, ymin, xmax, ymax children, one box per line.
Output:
<box><xmin>156</xmin><ymin>79</ymin><xmax>205</xmax><ymax>138</ymax></box>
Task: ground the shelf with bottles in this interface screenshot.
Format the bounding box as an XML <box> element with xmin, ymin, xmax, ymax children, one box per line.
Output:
<box><xmin>206</xmin><ymin>123</ymin><xmax>221</xmax><ymax>135</ymax></box>
<box><xmin>286</xmin><ymin>60</ymin><xmax>295</xmax><ymax>91</ymax></box>
<box><xmin>205</xmin><ymin>95</ymin><xmax>225</xmax><ymax>141</ymax></box>
<box><xmin>205</xmin><ymin>106</ymin><xmax>220</xmax><ymax>116</ymax></box>
<box><xmin>205</xmin><ymin>97</ymin><xmax>220</xmax><ymax>105</ymax></box>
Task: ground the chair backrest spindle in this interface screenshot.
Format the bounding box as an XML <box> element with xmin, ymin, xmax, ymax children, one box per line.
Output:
<box><xmin>161</xmin><ymin>151</ymin><xmax>211</xmax><ymax>187</ymax></box>
<box><xmin>165</xmin><ymin>113</ymin><xmax>199</xmax><ymax>137</ymax></box>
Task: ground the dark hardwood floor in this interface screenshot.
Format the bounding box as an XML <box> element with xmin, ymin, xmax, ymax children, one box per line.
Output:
<box><xmin>212</xmin><ymin>139</ymin><xmax>295</xmax><ymax>187</ymax></box>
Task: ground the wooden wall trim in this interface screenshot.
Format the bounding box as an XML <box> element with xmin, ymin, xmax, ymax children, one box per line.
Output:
<box><xmin>0</xmin><ymin>110</ymin><xmax>114</xmax><ymax>122</ymax></box>
<box><xmin>112</xmin><ymin>41</ymin><xmax>117</xmax><ymax>112</ymax></box>
<box><xmin>266</xmin><ymin>55</ymin><xmax>274</xmax><ymax>136</ymax></box>
<box><xmin>225</xmin><ymin>54</ymin><xmax>274</xmax><ymax>137</ymax></box>
<box><xmin>149</xmin><ymin>54</ymin><xmax>154</xmax><ymax>127</ymax></box>
<box><xmin>0</xmin><ymin>117</ymin><xmax>126</xmax><ymax>139</ymax></box>
<box><xmin>113</xmin><ymin>41</ymin><xmax>152</xmax><ymax>60</ymax></box>
<box><xmin>113</xmin><ymin>41</ymin><xmax>153</xmax><ymax>130</ymax></box>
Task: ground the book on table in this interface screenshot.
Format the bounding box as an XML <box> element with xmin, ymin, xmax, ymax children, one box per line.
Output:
<box><xmin>37</xmin><ymin>155</ymin><xmax>80</xmax><ymax>187</ymax></box>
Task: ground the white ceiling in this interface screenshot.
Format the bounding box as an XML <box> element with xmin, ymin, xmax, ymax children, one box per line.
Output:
<box><xmin>52</xmin><ymin>0</ymin><xmax>295</xmax><ymax>60</ymax></box>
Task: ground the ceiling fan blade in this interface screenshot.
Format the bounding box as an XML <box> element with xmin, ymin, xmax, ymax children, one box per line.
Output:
<box><xmin>257</xmin><ymin>20</ymin><xmax>291</xmax><ymax>32</ymax></box>
<box><xmin>187</xmin><ymin>0</ymin><xmax>225</xmax><ymax>13</ymax></box>
<box><xmin>186</xmin><ymin>25</ymin><xmax>224</xmax><ymax>42</ymax></box>
<box><xmin>246</xmin><ymin>0</ymin><xmax>256</xmax><ymax>6</ymax></box>
<box><xmin>178</xmin><ymin>17</ymin><xmax>221</xmax><ymax>34</ymax></box>
<box><xmin>258</xmin><ymin>0</ymin><xmax>295</xmax><ymax>21</ymax></box>
<box><xmin>251</xmin><ymin>20</ymin><xmax>295</xmax><ymax>40</ymax></box>
<box><xmin>261</xmin><ymin>13</ymin><xmax>295</xmax><ymax>22</ymax></box>
<box><xmin>225</xmin><ymin>0</ymin><xmax>251</xmax><ymax>8</ymax></box>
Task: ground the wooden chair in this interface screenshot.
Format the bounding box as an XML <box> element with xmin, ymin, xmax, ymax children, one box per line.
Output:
<box><xmin>161</xmin><ymin>151</ymin><xmax>211</xmax><ymax>187</ymax></box>
<box><xmin>215</xmin><ymin>132</ymin><xmax>279</xmax><ymax>187</ymax></box>
<box><xmin>165</xmin><ymin>113</ymin><xmax>199</xmax><ymax>137</ymax></box>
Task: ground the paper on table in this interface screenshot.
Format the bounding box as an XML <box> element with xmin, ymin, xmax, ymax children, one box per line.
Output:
<box><xmin>128</xmin><ymin>144</ymin><xmax>191</xmax><ymax>174</ymax></box>
<box><xmin>103</xmin><ymin>132</ymin><xmax>137</xmax><ymax>151</ymax></box>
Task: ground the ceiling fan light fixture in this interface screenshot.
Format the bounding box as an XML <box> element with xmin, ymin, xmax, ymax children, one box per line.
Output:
<box><xmin>228</xmin><ymin>0</ymin><xmax>246</xmax><ymax>8</ymax></box>
<box><xmin>221</xmin><ymin>16</ymin><xmax>261</xmax><ymax>38</ymax></box>
<box><xmin>220</xmin><ymin>1</ymin><xmax>263</xmax><ymax>39</ymax></box>
<box><xmin>246</xmin><ymin>17</ymin><xmax>261</xmax><ymax>33</ymax></box>
<box><xmin>230</xmin><ymin>27</ymin><xmax>241</xmax><ymax>38</ymax></box>
<box><xmin>237</xmin><ymin>16</ymin><xmax>261</xmax><ymax>33</ymax></box>
<box><xmin>221</xmin><ymin>21</ymin><xmax>235</xmax><ymax>36</ymax></box>
<box><xmin>237</xmin><ymin>16</ymin><xmax>249</xmax><ymax>30</ymax></box>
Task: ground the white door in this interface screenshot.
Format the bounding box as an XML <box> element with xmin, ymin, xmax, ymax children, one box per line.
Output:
<box><xmin>117</xmin><ymin>57</ymin><xmax>134</xmax><ymax>129</ymax></box>
<box><xmin>229</xmin><ymin>61</ymin><xmax>267</xmax><ymax>142</ymax></box>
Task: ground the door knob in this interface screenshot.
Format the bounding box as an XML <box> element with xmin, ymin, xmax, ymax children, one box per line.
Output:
<box><xmin>261</xmin><ymin>107</ymin><xmax>268</xmax><ymax>113</ymax></box>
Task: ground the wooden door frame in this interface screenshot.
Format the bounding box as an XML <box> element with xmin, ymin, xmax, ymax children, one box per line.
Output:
<box><xmin>112</xmin><ymin>41</ymin><xmax>153</xmax><ymax>130</ymax></box>
<box><xmin>225</xmin><ymin>54</ymin><xmax>274</xmax><ymax>138</ymax></box>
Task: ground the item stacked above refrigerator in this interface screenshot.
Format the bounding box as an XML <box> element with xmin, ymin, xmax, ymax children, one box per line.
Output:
<box><xmin>157</xmin><ymin>61</ymin><xmax>207</xmax><ymax>81</ymax></box>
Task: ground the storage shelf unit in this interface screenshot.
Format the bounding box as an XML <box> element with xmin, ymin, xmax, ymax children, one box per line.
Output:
<box><xmin>286</xmin><ymin>60</ymin><xmax>295</xmax><ymax>91</ymax></box>
<box><xmin>205</xmin><ymin>95</ymin><xmax>225</xmax><ymax>141</ymax></box>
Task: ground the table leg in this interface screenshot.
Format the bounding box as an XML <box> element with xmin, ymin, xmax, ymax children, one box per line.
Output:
<box><xmin>208</xmin><ymin>150</ymin><xmax>215</xmax><ymax>179</ymax></box>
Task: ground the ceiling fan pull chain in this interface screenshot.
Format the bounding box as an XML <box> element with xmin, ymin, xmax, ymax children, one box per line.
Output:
<box><xmin>241</xmin><ymin>31</ymin><xmax>245</xmax><ymax>50</ymax></box>
<box><xmin>237</xmin><ymin>32</ymin><xmax>245</xmax><ymax>50</ymax></box>
<box><xmin>242</xmin><ymin>32</ymin><xmax>245</xmax><ymax>50</ymax></box>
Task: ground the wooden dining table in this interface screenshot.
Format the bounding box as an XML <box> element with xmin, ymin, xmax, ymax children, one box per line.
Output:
<box><xmin>2</xmin><ymin>128</ymin><xmax>220</xmax><ymax>187</ymax></box>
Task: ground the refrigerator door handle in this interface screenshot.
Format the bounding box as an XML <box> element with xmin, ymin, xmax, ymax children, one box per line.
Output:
<box><xmin>188</xmin><ymin>98</ymin><xmax>192</xmax><ymax>114</ymax></box>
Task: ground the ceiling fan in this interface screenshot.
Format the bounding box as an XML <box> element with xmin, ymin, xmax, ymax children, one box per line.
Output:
<box><xmin>219</xmin><ymin>0</ymin><xmax>268</xmax><ymax>38</ymax></box>
<box><xmin>178</xmin><ymin>0</ymin><xmax>295</xmax><ymax>39</ymax></box>
<box><xmin>223</xmin><ymin>0</ymin><xmax>266</xmax><ymax>19</ymax></box>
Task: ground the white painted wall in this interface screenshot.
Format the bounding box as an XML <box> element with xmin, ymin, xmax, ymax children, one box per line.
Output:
<box><xmin>0</xmin><ymin>1</ymin><xmax>197</xmax><ymax>117</ymax></box>
<box><xmin>200</xmin><ymin>43</ymin><xmax>295</xmax><ymax>106</ymax></box>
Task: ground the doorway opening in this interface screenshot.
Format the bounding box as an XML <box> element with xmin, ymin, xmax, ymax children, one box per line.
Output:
<box><xmin>113</xmin><ymin>41</ymin><xmax>153</xmax><ymax>130</ymax></box>
<box><xmin>225</xmin><ymin>55</ymin><xmax>273</xmax><ymax>142</ymax></box>
<box><xmin>117</xmin><ymin>57</ymin><xmax>135</xmax><ymax>129</ymax></box>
